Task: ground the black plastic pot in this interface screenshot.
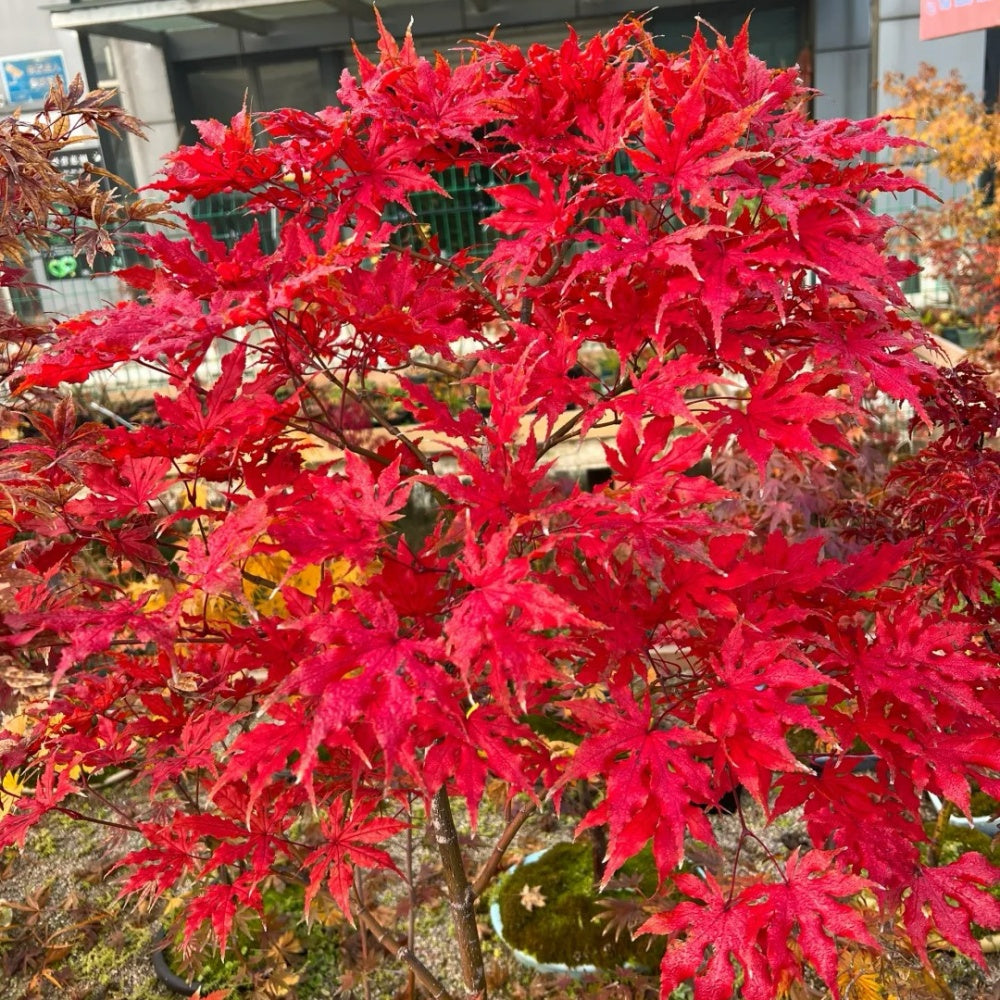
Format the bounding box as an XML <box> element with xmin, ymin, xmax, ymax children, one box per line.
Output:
<box><xmin>151</xmin><ymin>930</ymin><xmax>202</xmax><ymax>997</ymax></box>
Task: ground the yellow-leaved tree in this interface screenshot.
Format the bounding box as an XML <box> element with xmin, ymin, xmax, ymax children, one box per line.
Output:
<box><xmin>885</xmin><ymin>63</ymin><xmax>1000</xmax><ymax>363</ymax></box>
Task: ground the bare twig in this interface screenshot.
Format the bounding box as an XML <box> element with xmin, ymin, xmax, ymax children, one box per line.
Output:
<box><xmin>354</xmin><ymin>904</ymin><xmax>458</xmax><ymax>1000</ymax></box>
<box><xmin>471</xmin><ymin>800</ymin><xmax>537</xmax><ymax>899</ymax></box>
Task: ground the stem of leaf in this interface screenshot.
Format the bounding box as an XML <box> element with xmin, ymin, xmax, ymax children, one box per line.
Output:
<box><xmin>353</xmin><ymin>870</ymin><xmax>373</xmax><ymax>1000</ymax></box>
<box><xmin>928</xmin><ymin>797</ymin><xmax>954</xmax><ymax>867</ymax></box>
<box><xmin>406</xmin><ymin>793</ymin><xmax>417</xmax><ymax>1000</ymax></box>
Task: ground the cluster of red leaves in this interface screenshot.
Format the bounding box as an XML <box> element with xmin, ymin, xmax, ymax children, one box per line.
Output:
<box><xmin>868</xmin><ymin>362</ymin><xmax>1000</xmax><ymax>645</ymax></box>
<box><xmin>2</xmin><ymin>16</ymin><xmax>999</xmax><ymax>1000</ymax></box>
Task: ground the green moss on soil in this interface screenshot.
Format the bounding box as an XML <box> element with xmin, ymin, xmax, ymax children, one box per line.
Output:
<box><xmin>934</xmin><ymin>823</ymin><xmax>1000</xmax><ymax>869</ymax></box>
<box><xmin>496</xmin><ymin>840</ymin><xmax>664</xmax><ymax>971</ymax></box>
<box><xmin>70</xmin><ymin>924</ymin><xmax>157</xmax><ymax>992</ymax></box>
<box><xmin>969</xmin><ymin>791</ymin><xmax>999</xmax><ymax>819</ymax></box>
<box><xmin>28</xmin><ymin>826</ymin><xmax>58</xmax><ymax>857</ymax></box>
<box><xmin>164</xmin><ymin>882</ymin><xmax>346</xmax><ymax>997</ymax></box>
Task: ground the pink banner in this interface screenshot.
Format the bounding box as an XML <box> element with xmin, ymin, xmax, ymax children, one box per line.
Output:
<box><xmin>920</xmin><ymin>0</ymin><xmax>1000</xmax><ymax>40</ymax></box>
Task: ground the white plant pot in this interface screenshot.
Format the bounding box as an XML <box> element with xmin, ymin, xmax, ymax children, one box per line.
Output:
<box><xmin>489</xmin><ymin>849</ymin><xmax>598</xmax><ymax>978</ymax></box>
<box><xmin>927</xmin><ymin>792</ymin><xmax>1000</xmax><ymax>837</ymax></box>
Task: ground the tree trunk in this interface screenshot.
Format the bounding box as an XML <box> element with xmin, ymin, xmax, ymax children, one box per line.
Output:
<box><xmin>430</xmin><ymin>787</ymin><xmax>487</xmax><ymax>1000</ymax></box>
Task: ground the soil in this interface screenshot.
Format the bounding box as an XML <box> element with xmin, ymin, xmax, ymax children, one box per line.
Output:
<box><xmin>1</xmin><ymin>786</ymin><xmax>998</xmax><ymax>1000</ymax></box>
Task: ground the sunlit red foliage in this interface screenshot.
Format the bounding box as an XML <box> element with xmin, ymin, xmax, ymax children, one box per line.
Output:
<box><xmin>1</xmin><ymin>18</ymin><xmax>999</xmax><ymax>1000</ymax></box>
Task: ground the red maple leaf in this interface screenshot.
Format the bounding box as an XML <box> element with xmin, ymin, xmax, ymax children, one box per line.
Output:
<box><xmin>903</xmin><ymin>855</ymin><xmax>1000</xmax><ymax>967</ymax></box>
<box><xmin>642</xmin><ymin>853</ymin><xmax>874</xmax><ymax>1000</ymax></box>
<box><xmin>563</xmin><ymin>690</ymin><xmax>716</xmax><ymax>885</ymax></box>
<box><xmin>301</xmin><ymin>794</ymin><xmax>406</xmax><ymax>918</ymax></box>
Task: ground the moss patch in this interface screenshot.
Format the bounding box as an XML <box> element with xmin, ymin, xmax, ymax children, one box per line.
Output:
<box><xmin>969</xmin><ymin>790</ymin><xmax>999</xmax><ymax>820</ymax></box>
<box><xmin>933</xmin><ymin>822</ymin><xmax>1000</xmax><ymax>870</ymax></box>
<box><xmin>495</xmin><ymin>840</ymin><xmax>664</xmax><ymax>971</ymax></box>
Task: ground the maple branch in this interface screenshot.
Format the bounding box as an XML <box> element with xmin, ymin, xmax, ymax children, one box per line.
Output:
<box><xmin>535</xmin><ymin>410</ymin><xmax>623</xmax><ymax>460</ymax></box>
<box><xmin>241</xmin><ymin>567</ymin><xmax>282</xmax><ymax>592</ymax></box>
<box><xmin>282</xmin><ymin>352</ymin><xmax>357</xmax><ymax>441</ymax></box>
<box><xmin>337</xmin><ymin>378</ymin><xmax>434</xmax><ymax>473</ymax></box>
<box><xmin>169</xmin><ymin>775</ymin><xmax>204</xmax><ymax>816</ymax></box>
<box><xmin>285</xmin><ymin>417</ymin><xmax>393</xmax><ymax>469</ymax></box>
<box><xmin>51</xmin><ymin>804</ymin><xmax>140</xmax><ymax>834</ymax></box>
<box><xmin>402</xmin><ymin>244</ymin><xmax>514</xmax><ymax>326</ymax></box>
<box><xmin>11</xmin><ymin>635</ymin><xmax>231</xmax><ymax>659</ymax></box>
<box><xmin>354</xmin><ymin>903</ymin><xmax>457</xmax><ymax>1000</ymax></box>
<box><xmin>531</xmin><ymin>360</ymin><xmax>637</xmax><ymax>460</ymax></box>
<box><xmin>430</xmin><ymin>787</ymin><xmax>487</xmax><ymax>1000</ymax></box>
<box><xmin>354</xmin><ymin>870</ymin><xmax>374</xmax><ymax>1000</ymax></box>
<box><xmin>928</xmin><ymin>798</ymin><xmax>955</xmax><ymax>867</ymax></box>
<box><xmin>405</xmin><ymin>795</ymin><xmax>417</xmax><ymax>1000</ymax></box>
<box><xmin>80</xmin><ymin>774</ymin><xmax>144</xmax><ymax>826</ymax></box>
<box><xmin>524</xmin><ymin>239</ymin><xmax>573</xmax><ymax>289</ymax></box>
<box><xmin>470</xmin><ymin>799</ymin><xmax>536</xmax><ymax>899</ymax></box>
<box><xmin>265</xmin><ymin>324</ymin><xmax>401</xmax><ymax>468</ymax></box>
<box><xmin>407</xmin><ymin>357</ymin><xmax>470</xmax><ymax>380</ymax></box>
<box><xmin>298</xmin><ymin>359</ymin><xmax>434</xmax><ymax>474</ymax></box>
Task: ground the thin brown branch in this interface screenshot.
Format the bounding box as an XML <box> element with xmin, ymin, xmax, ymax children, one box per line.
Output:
<box><xmin>403</xmin><ymin>244</ymin><xmax>514</xmax><ymax>326</ymax></box>
<box><xmin>471</xmin><ymin>799</ymin><xmax>536</xmax><ymax>899</ymax></box>
<box><xmin>285</xmin><ymin>417</ymin><xmax>393</xmax><ymax>469</ymax></box>
<box><xmin>355</xmin><ymin>904</ymin><xmax>457</xmax><ymax>1000</ymax></box>
<box><xmin>51</xmin><ymin>805</ymin><xmax>140</xmax><ymax>834</ymax></box>
<box><xmin>295</xmin><ymin>358</ymin><xmax>434</xmax><ymax>473</ymax></box>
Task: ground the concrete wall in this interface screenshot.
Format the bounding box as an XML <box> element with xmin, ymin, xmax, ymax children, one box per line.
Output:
<box><xmin>876</xmin><ymin>0</ymin><xmax>987</xmax><ymax>111</ymax></box>
<box><xmin>10</xmin><ymin>0</ymin><xmax>995</xmax><ymax>192</ymax></box>
<box><xmin>875</xmin><ymin>0</ymin><xmax>984</xmax><ymax>216</ymax></box>
<box><xmin>814</xmin><ymin>0</ymin><xmax>872</xmax><ymax>120</ymax></box>
<box><xmin>0</xmin><ymin>0</ymin><xmax>86</xmax><ymax>111</ymax></box>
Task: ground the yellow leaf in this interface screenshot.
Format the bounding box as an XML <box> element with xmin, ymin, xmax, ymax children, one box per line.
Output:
<box><xmin>126</xmin><ymin>573</ymin><xmax>174</xmax><ymax>613</ymax></box>
<box><xmin>242</xmin><ymin>551</ymin><xmax>362</xmax><ymax>618</ymax></box>
<box><xmin>519</xmin><ymin>884</ymin><xmax>547</xmax><ymax>912</ymax></box>
<box><xmin>0</xmin><ymin>771</ymin><xmax>24</xmax><ymax>818</ymax></box>
<box><xmin>837</xmin><ymin>949</ymin><xmax>884</xmax><ymax>1000</ymax></box>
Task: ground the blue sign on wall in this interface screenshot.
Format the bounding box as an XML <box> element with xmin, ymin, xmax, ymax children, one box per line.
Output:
<box><xmin>1</xmin><ymin>51</ymin><xmax>68</xmax><ymax>108</ymax></box>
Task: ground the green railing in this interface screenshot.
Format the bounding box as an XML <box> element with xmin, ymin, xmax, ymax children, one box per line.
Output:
<box><xmin>386</xmin><ymin>155</ymin><xmax>637</xmax><ymax>257</ymax></box>
<box><xmin>6</xmin><ymin>153</ymin><xmax>635</xmax><ymax>327</ymax></box>
<box><xmin>7</xmin><ymin>239</ymin><xmax>138</xmax><ymax>324</ymax></box>
<box><xmin>385</xmin><ymin>164</ymin><xmax>499</xmax><ymax>256</ymax></box>
<box><xmin>190</xmin><ymin>192</ymin><xmax>279</xmax><ymax>254</ymax></box>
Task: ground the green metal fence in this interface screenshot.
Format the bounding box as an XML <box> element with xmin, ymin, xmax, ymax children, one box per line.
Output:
<box><xmin>386</xmin><ymin>155</ymin><xmax>637</xmax><ymax>257</ymax></box>
<box><xmin>190</xmin><ymin>192</ymin><xmax>279</xmax><ymax>254</ymax></box>
<box><xmin>7</xmin><ymin>241</ymin><xmax>135</xmax><ymax>324</ymax></box>
<box><xmin>189</xmin><ymin>168</ymin><xmax>500</xmax><ymax>258</ymax></box>
<box><xmin>386</xmin><ymin>164</ymin><xmax>499</xmax><ymax>256</ymax></box>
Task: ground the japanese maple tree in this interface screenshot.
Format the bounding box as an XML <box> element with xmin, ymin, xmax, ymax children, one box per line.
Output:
<box><xmin>0</xmin><ymin>75</ymin><xmax>167</xmax><ymax>709</ymax></box>
<box><xmin>2</xmin><ymin>16</ymin><xmax>1000</xmax><ymax>1000</ymax></box>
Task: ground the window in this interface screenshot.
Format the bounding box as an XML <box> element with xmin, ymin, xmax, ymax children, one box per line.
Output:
<box><xmin>180</xmin><ymin>52</ymin><xmax>336</xmax><ymax>137</ymax></box>
<box><xmin>179</xmin><ymin>53</ymin><xmax>337</xmax><ymax>249</ymax></box>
